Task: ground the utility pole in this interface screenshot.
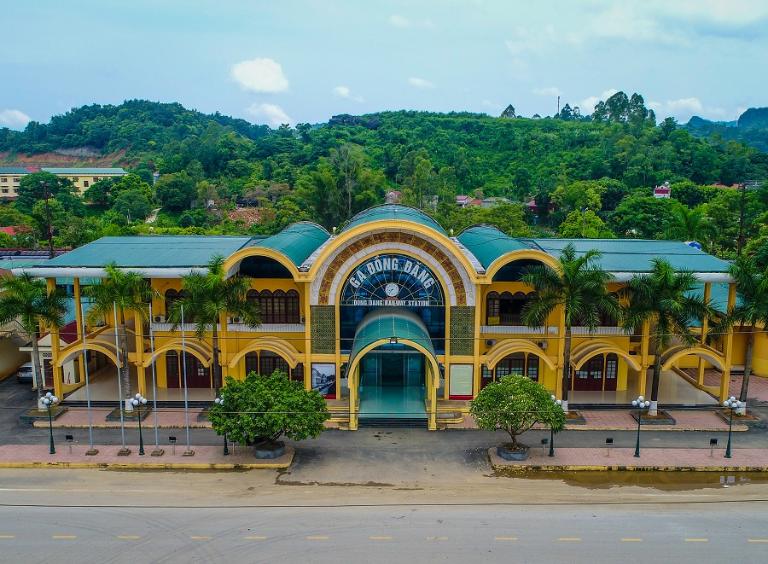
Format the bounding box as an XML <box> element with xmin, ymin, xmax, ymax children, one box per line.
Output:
<box><xmin>737</xmin><ymin>181</ymin><xmax>748</xmax><ymax>257</ymax></box>
<box><xmin>557</xmin><ymin>95</ymin><xmax>560</xmax><ymax>116</ymax></box>
<box><xmin>41</xmin><ymin>180</ymin><xmax>54</xmax><ymax>258</ymax></box>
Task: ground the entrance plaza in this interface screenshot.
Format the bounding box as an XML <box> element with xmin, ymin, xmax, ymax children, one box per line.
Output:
<box><xmin>13</xmin><ymin>204</ymin><xmax>765</xmax><ymax>428</ymax></box>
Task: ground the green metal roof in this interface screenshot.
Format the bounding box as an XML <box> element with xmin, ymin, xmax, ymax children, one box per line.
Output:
<box><xmin>248</xmin><ymin>222</ymin><xmax>329</xmax><ymax>267</ymax></box>
<box><xmin>42</xmin><ymin>236</ymin><xmax>252</xmax><ymax>268</ymax></box>
<box><xmin>0</xmin><ymin>258</ymin><xmax>49</xmax><ymax>269</ymax></box>
<box><xmin>41</xmin><ymin>167</ymin><xmax>127</xmax><ymax>175</ymax></box>
<box><xmin>456</xmin><ymin>225</ymin><xmax>532</xmax><ymax>269</ymax></box>
<box><xmin>349</xmin><ymin>310</ymin><xmax>435</xmax><ymax>367</ymax></box>
<box><xmin>0</xmin><ymin>167</ymin><xmax>28</xmax><ymax>174</ymax></box>
<box><xmin>527</xmin><ymin>239</ymin><xmax>731</xmax><ymax>274</ymax></box>
<box><xmin>342</xmin><ymin>205</ymin><xmax>447</xmax><ymax>235</ymax></box>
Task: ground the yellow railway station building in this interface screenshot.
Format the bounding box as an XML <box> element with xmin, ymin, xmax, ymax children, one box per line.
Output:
<box><xmin>14</xmin><ymin>205</ymin><xmax>764</xmax><ymax>430</ymax></box>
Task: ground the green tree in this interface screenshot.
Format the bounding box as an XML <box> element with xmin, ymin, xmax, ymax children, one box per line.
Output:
<box><xmin>155</xmin><ymin>171</ymin><xmax>196</xmax><ymax>211</ymax></box>
<box><xmin>720</xmin><ymin>258</ymin><xmax>768</xmax><ymax>410</ymax></box>
<box><xmin>84</xmin><ymin>264</ymin><xmax>154</xmax><ymax>410</ymax></box>
<box><xmin>521</xmin><ymin>244</ymin><xmax>620</xmax><ymax>409</ymax></box>
<box><xmin>83</xmin><ymin>178</ymin><xmax>115</xmax><ymax>206</ymax></box>
<box><xmin>664</xmin><ymin>204</ymin><xmax>713</xmax><ymax>243</ymax></box>
<box><xmin>611</xmin><ymin>195</ymin><xmax>677</xmax><ymax>238</ymax></box>
<box><xmin>0</xmin><ymin>274</ymin><xmax>66</xmax><ymax>401</ymax></box>
<box><xmin>559</xmin><ymin>210</ymin><xmax>615</xmax><ymax>238</ymax></box>
<box><xmin>112</xmin><ymin>188</ymin><xmax>152</xmax><ymax>221</ymax></box>
<box><xmin>551</xmin><ymin>180</ymin><xmax>603</xmax><ymax>215</ymax></box>
<box><xmin>16</xmin><ymin>172</ymin><xmax>76</xmax><ymax>214</ymax></box>
<box><xmin>208</xmin><ymin>371</ymin><xmax>329</xmax><ymax>452</ymax></box>
<box><xmin>470</xmin><ymin>375</ymin><xmax>566</xmax><ymax>452</ymax></box>
<box><xmin>167</xmin><ymin>255</ymin><xmax>260</xmax><ymax>391</ymax></box>
<box><xmin>622</xmin><ymin>259</ymin><xmax>713</xmax><ymax>415</ymax></box>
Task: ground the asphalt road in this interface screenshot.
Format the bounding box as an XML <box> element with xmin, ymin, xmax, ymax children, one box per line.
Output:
<box><xmin>1</xmin><ymin>503</ymin><xmax>767</xmax><ymax>563</ymax></box>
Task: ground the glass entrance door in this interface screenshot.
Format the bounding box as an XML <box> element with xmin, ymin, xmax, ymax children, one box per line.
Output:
<box><xmin>359</xmin><ymin>349</ymin><xmax>426</xmax><ymax>419</ymax></box>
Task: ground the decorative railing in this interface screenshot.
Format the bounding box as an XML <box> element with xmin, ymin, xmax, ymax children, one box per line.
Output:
<box><xmin>480</xmin><ymin>325</ymin><xmax>558</xmax><ymax>335</ymax></box>
<box><xmin>571</xmin><ymin>326</ymin><xmax>631</xmax><ymax>336</ymax></box>
<box><xmin>150</xmin><ymin>322</ymin><xmax>305</xmax><ymax>334</ymax></box>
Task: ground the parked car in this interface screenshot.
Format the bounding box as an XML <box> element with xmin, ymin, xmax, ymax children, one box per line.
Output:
<box><xmin>15</xmin><ymin>362</ymin><xmax>34</xmax><ymax>384</ymax></box>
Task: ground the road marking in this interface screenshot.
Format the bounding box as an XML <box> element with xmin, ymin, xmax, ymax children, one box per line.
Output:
<box><xmin>748</xmin><ymin>539</ymin><xmax>768</xmax><ymax>543</ymax></box>
<box><xmin>558</xmin><ymin>537</ymin><xmax>582</xmax><ymax>542</ymax></box>
<box><xmin>621</xmin><ymin>538</ymin><xmax>643</xmax><ymax>542</ymax></box>
<box><xmin>117</xmin><ymin>535</ymin><xmax>141</xmax><ymax>540</ymax></box>
<box><xmin>244</xmin><ymin>536</ymin><xmax>268</xmax><ymax>540</ymax></box>
<box><xmin>685</xmin><ymin>538</ymin><xmax>708</xmax><ymax>543</ymax></box>
<box><xmin>190</xmin><ymin>536</ymin><xmax>211</xmax><ymax>541</ymax></box>
<box><xmin>426</xmin><ymin>536</ymin><xmax>448</xmax><ymax>541</ymax></box>
<box><xmin>369</xmin><ymin>536</ymin><xmax>392</xmax><ymax>541</ymax></box>
<box><xmin>0</xmin><ymin>535</ymin><xmax>15</xmax><ymax>539</ymax></box>
<box><xmin>495</xmin><ymin>536</ymin><xmax>518</xmax><ymax>542</ymax></box>
<box><xmin>52</xmin><ymin>535</ymin><xmax>77</xmax><ymax>540</ymax></box>
<box><xmin>306</xmin><ymin>535</ymin><xmax>329</xmax><ymax>541</ymax></box>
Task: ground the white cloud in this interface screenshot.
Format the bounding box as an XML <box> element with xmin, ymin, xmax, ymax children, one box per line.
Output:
<box><xmin>246</xmin><ymin>103</ymin><xmax>292</xmax><ymax>126</ymax></box>
<box><xmin>231</xmin><ymin>58</ymin><xmax>289</xmax><ymax>93</ymax></box>
<box><xmin>388</xmin><ymin>14</ymin><xmax>434</xmax><ymax>28</ymax></box>
<box><xmin>389</xmin><ymin>14</ymin><xmax>411</xmax><ymax>28</ymax></box>
<box><xmin>332</xmin><ymin>85</ymin><xmax>363</xmax><ymax>103</ymax></box>
<box><xmin>648</xmin><ymin>96</ymin><xmax>738</xmax><ymax>120</ymax></box>
<box><xmin>408</xmin><ymin>77</ymin><xmax>435</xmax><ymax>89</ymax></box>
<box><xmin>666</xmin><ymin>97</ymin><xmax>704</xmax><ymax>113</ymax></box>
<box><xmin>533</xmin><ymin>87</ymin><xmax>562</xmax><ymax>97</ymax></box>
<box><xmin>579</xmin><ymin>88</ymin><xmax>618</xmax><ymax>113</ymax></box>
<box><xmin>0</xmin><ymin>109</ymin><xmax>31</xmax><ymax>129</ymax></box>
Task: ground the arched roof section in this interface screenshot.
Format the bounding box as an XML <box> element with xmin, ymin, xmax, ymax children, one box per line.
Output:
<box><xmin>56</xmin><ymin>342</ymin><xmax>121</xmax><ymax>368</ymax></box>
<box><xmin>484</xmin><ymin>339</ymin><xmax>555</xmax><ymax>371</ymax></box>
<box><xmin>227</xmin><ymin>336</ymin><xmax>302</xmax><ymax>369</ymax></box>
<box><xmin>342</xmin><ymin>204</ymin><xmax>446</xmax><ymax>235</ymax></box>
<box><xmin>223</xmin><ymin>222</ymin><xmax>328</xmax><ymax>278</ymax></box>
<box><xmin>457</xmin><ymin>225</ymin><xmax>560</xmax><ymax>280</ymax></box>
<box><xmin>142</xmin><ymin>339</ymin><xmax>213</xmax><ymax>368</ymax></box>
<box><xmin>570</xmin><ymin>340</ymin><xmax>642</xmax><ymax>372</ymax></box>
<box><xmin>660</xmin><ymin>345</ymin><xmax>725</xmax><ymax>371</ymax></box>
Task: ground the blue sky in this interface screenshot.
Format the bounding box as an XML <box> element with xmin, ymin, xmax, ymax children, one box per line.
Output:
<box><xmin>1</xmin><ymin>0</ymin><xmax>767</xmax><ymax>129</ymax></box>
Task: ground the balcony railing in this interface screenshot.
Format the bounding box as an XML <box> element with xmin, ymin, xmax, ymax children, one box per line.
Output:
<box><xmin>480</xmin><ymin>325</ymin><xmax>558</xmax><ymax>335</ymax></box>
<box><xmin>150</xmin><ymin>322</ymin><xmax>305</xmax><ymax>333</ymax></box>
<box><xmin>571</xmin><ymin>326</ymin><xmax>631</xmax><ymax>336</ymax></box>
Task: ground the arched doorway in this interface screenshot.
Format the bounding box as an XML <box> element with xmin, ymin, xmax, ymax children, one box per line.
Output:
<box><xmin>481</xmin><ymin>352</ymin><xmax>542</xmax><ymax>388</ymax></box>
<box><xmin>243</xmin><ymin>351</ymin><xmax>304</xmax><ymax>383</ymax></box>
<box><xmin>165</xmin><ymin>351</ymin><xmax>212</xmax><ymax>389</ymax></box>
<box><xmin>358</xmin><ymin>342</ymin><xmax>427</xmax><ymax>420</ymax></box>
<box><xmin>571</xmin><ymin>353</ymin><xmax>619</xmax><ymax>392</ymax></box>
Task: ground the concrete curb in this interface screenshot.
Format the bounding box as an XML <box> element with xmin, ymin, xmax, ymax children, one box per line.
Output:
<box><xmin>488</xmin><ymin>448</ymin><xmax>768</xmax><ymax>473</ymax></box>
<box><xmin>0</xmin><ymin>447</ymin><xmax>294</xmax><ymax>471</ymax></box>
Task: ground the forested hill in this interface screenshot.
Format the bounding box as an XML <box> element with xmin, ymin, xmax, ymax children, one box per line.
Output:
<box><xmin>1</xmin><ymin>97</ymin><xmax>768</xmax><ymax>264</ymax></box>
<box><xmin>0</xmin><ymin>100</ymin><xmax>271</xmax><ymax>154</ymax></box>
<box><xmin>684</xmin><ymin>107</ymin><xmax>768</xmax><ymax>153</ymax></box>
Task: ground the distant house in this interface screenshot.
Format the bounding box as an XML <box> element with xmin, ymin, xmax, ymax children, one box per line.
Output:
<box><xmin>456</xmin><ymin>195</ymin><xmax>482</xmax><ymax>208</ymax></box>
<box><xmin>0</xmin><ymin>166</ymin><xmax>128</xmax><ymax>199</ymax></box>
<box><xmin>480</xmin><ymin>197</ymin><xmax>510</xmax><ymax>208</ymax></box>
<box><xmin>0</xmin><ymin>226</ymin><xmax>20</xmax><ymax>237</ymax></box>
<box><xmin>385</xmin><ymin>190</ymin><xmax>402</xmax><ymax>204</ymax></box>
<box><xmin>653</xmin><ymin>181</ymin><xmax>671</xmax><ymax>199</ymax></box>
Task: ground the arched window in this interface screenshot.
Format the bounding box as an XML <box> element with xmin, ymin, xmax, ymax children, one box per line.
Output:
<box><xmin>259</xmin><ymin>290</ymin><xmax>273</xmax><ymax>323</ymax></box>
<box><xmin>291</xmin><ymin>362</ymin><xmax>304</xmax><ymax>383</ymax></box>
<box><xmin>245</xmin><ymin>352</ymin><xmax>258</xmax><ymax>375</ymax></box>
<box><xmin>287</xmin><ymin>290</ymin><xmax>300</xmax><ymax>323</ymax></box>
<box><xmin>486</xmin><ymin>292</ymin><xmax>500</xmax><ymax>324</ymax></box>
<box><xmin>259</xmin><ymin>351</ymin><xmax>289</xmax><ymax>376</ymax></box>
<box><xmin>274</xmin><ymin>290</ymin><xmax>286</xmax><ymax>324</ymax></box>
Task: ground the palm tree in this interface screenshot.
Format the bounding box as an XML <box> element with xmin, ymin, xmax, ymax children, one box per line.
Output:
<box><xmin>84</xmin><ymin>263</ymin><xmax>153</xmax><ymax>411</ymax></box>
<box><xmin>521</xmin><ymin>244</ymin><xmax>620</xmax><ymax>411</ymax></box>
<box><xmin>0</xmin><ymin>273</ymin><xmax>67</xmax><ymax>404</ymax></box>
<box><xmin>665</xmin><ymin>204</ymin><xmax>712</xmax><ymax>244</ymax></box>
<box><xmin>720</xmin><ymin>258</ymin><xmax>768</xmax><ymax>412</ymax></box>
<box><xmin>167</xmin><ymin>255</ymin><xmax>260</xmax><ymax>392</ymax></box>
<box><xmin>622</xmin><ymin>259</ymin><xmax>713</xmax><ymax>416</ymax></box>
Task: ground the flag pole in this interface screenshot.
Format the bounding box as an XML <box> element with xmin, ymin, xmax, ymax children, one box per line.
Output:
<box><xmin>113</xmin><ymin>302</ymin><xmax>129</xmax><ymax>455</ymax></box>
<box><xmin>148</xmin><ymin>302</ymin><xmax>162</xmax><ymax>456</ymax></box>
<box><xmin>80</xmin><ymin>298</ymin><xmax>97</xmax><ymax>455</ymax></box>
<box><xmin>181</xmin><ymin>304</ymin><xmax>193</xmax><ymax>456</ymax></box>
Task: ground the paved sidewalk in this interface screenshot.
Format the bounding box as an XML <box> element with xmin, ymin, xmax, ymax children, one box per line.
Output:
<box><xmin>33</xmin><ymin>407</ymin><xmax>212</xmax><ymax>429</ymax></box>
<box><xmin>455</xmin><ymin>409</ymin><xmax>750</xmax><ymax>432</ymax></box>
<box><xmin>0</xmin><ymin>444</ymin><xmax>293</xmax><ymax>470</ymax></box>
<box><xmin>489</xmin><ymin>446</ymin><xmax>768</xmax><ymax>472</ymax></box>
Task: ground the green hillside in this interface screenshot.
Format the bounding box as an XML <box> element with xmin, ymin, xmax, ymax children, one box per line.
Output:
<box><xmin>1</xmin><ymin>95</ymin><xmax>767</xmax><ymax>266</ymax></box>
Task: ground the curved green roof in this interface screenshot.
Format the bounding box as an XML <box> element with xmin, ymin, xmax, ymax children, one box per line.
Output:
<box><xmin>456</xmin><ymin>225</ymin><xmax>531</xmax><ymax>269</ymax></box>
<box><xmin>342</xmin><ymin>205</ymin><xmax>446</xmax><ymax>235</ymax></box>
<box><xmin>349</xmin><ymin>310</ymin><xmax>436</xmax><ymax>367</ymax></box>
<box><xmin>248</xmin><ymin>221</ymin><xmax>329</xmax><ymax>267</ymax></box>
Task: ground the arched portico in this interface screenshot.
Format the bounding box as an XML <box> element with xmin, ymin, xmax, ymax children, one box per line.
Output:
<box><xmin>141</xmin><ymin>339</ymin><xmax>213</xmax><ymax>368</ymax></box>
<box><xmin>484</xmin><ymin>339</ymin><xmax>555</xmax><ymax>372</ymax></box>
<box><xmin>55</xmin><ymin>342</ymin><xmax>121</xmax><ymax>369</ymax></box>
<box><xmin>660</xmin><ymin>345</ymin><xmax>725</xmax><ymax>372</ymax></box>
<box><xmin>228</xmin><ymin>336</ymin><xmax>301</xmax><ymax>370</ymax></box>
<box><xmin>571</xmin><ymin>341</ymin><xmax>642</xmax><ymax>372</ymax></box>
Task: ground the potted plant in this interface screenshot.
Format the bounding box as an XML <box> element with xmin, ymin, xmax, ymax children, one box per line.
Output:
<box><xmin>470</xmin><ymin>375</ymin><xmax>566</xmax><ymax>461</ymax></box>
<box><xmin>208</xmin><ymin>371</ymin><xmax>330</xmax><ymax>459</ymax></box>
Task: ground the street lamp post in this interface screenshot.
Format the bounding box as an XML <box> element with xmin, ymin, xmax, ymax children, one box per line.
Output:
<box><xmin>214</xmin><ymin>396</ymin><xmax>229</xmax><ymax>456</ymax></box>
<box><xmin>131</xmin><ymin>393</ymin><xmax>148</xmax><ymax>456</ymax></box>
<box><xmin>723</xmin><ymin>396</ymin><xmax>740</xmax><ymax>459</ymax></box>
<box><xmin>41</xmin><ymin>391</ymin><xmax>59</xmax><ymax>455</ymax></box>
<box><xmin>549</xmin><ymin>394</ymin><xmax>562</xmax><ymax>457</ymax></box>
<box><xmin>632</xmin><ymin>395</ymin><xmax>650</xmax><ymax>458</ymax></box>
